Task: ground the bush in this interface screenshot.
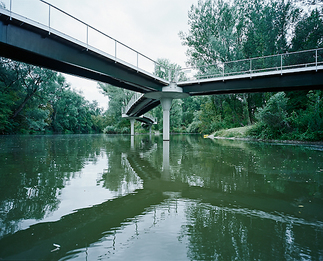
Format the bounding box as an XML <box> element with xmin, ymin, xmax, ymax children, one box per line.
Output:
<box><xmin>120</xmin><ymin>127</ymin><xmax>130</xmax><ymax>134</ymax></box>
<box><xmin>256</xmin><ymin>92</ymin><xmax>288</xmax><ymax>129</ymax></box>
<box><xmin>254</xmin><ymin>92</ymin><xmax>290</xmax><ymax>139</ymax></box>
<box><xmin>187</xmin><ymin>120</ymin><xmax>201</xmax><ymax>133</ymax></box>
<box><xmin>103</xmin><ymin>126</ymin><xmax>117</xmax><ymax>134</ymax></box>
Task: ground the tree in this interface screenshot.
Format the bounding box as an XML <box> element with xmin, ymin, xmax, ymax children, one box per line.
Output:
<box><xmin>254</xmin><ymin>92</ymin><xmax>289</xmax><ymax>138</ymax></box>
<box><xmin>179</xmin><ymin>0</ymin><xmax>245</xmax><ymax>69</ymax></box>
<box><xmin>0</xmin><ymin>59</ymin><xmax>56</xmax><ymax>133</ymax></box>
<box><xmin>291</xmin><ymin>8</ymin><xmax>323</xmax><ymax>51</ymax></box>
<box><xmin>0</xmin><ymin>58</ymin><xmax>103</xmax><ymax>134</ymax></box>
<box><xmin>98</xmin><ymin>82</ymin><xmax>135</xmax><ymax>132</ymax></box>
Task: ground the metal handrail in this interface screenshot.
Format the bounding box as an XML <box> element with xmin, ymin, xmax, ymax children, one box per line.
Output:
<box><xmin>143</xmin><ymin>113</ymin><xmax>157</xmax><ymax>124</ymax></box>
<box><xmin>122</xmin><ymin>93</ymin><xmax>144</xmax><ymax>115</ymax></box>
<box><xmin>3</xmin><ymin>0</ymin><xmax>168</xmax><ymax>76</ymax></box>
<box><xmin>179</xmin><ymin>48</ymin><xmax>323</xmax><ymax>82</ymax></box>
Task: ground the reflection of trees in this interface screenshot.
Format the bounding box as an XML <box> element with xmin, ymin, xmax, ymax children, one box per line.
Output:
<box><xmin>166</xmin><ymin>136</ymin><xmax>323</xmax><ymax>203</ymax></box>
<box><xmin>98</xmin><ymin>135</ymin><xmax>160</xmax><ymax>195</ymax></box>
<box><xmin>182</xmin><ymin>201</ymin><xmax>323</xmax><ymax>260</ymax></box>
<box><xmin>98</xmin><ymin>136</ymin><xmax>143</xmax><ymax>194</ymax></box>
<box><xmin>0</xmin><ymin>135</ymin><xmax>106</xmax><ymax>237</ymax></box>
<box><xmin>0</xmin><ymin>189</ymin><xmax>165</xmax><ymax>260</ymax></box>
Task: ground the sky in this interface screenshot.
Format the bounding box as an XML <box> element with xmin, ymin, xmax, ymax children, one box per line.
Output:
<box><xmin>5</xmin><ymin>0</ymin><xmax>199</xmax><ymax>110</ymax></box>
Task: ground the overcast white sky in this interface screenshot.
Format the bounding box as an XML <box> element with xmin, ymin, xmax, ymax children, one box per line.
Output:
<box><xmin>5</xmin><ymin>0</ymin><xmax>198</xmax><ymax>110</ymax></box>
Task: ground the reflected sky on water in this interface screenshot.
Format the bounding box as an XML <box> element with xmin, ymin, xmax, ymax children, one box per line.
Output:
<box><xmin>0</xmin><ymin>134</ymin><xmax>322</xmax><ymax>260</ymax></box>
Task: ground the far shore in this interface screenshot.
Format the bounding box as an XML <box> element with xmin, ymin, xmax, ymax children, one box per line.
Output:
<box><xmin>208</xmin><ymin>126</ymin><xmax>323</xmax><ymax>146</ymax></box>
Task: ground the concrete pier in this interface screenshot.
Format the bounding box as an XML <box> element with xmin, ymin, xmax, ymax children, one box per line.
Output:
<box><xmin>145</xmin><ymin>83</ymin><xmax>189</xmax><ymax>141</ymax></box>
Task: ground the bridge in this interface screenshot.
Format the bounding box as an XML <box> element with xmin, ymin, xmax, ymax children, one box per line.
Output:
<box><xmin>121</xmin><ymin>92</ymin><xmax>158</xmax><ymax>135</ymax></box>
<box><xmin>1</xmin><ymin>0</ymin><xmax>323</xmax><ymax>140</ymax></box>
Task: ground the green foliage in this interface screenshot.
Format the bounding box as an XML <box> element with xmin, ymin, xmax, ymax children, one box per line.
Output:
<box><xmin>291</xmin><ymin>8</ymin><xmax>323</xmax><ymax>51</ymax></box>
<box><xmin>0</xmin><ymin>58</ymin><xmax>104</xmax><ymax>134</ymax></box>
<box><xmin>154</xmin><ymin>58</ymin><xmax>186</xmax><ymax>82</ymax></box>
<box><xmin>256</xmin><ymin>92</ymin><xmax>288</xmax><ymax>129</ymax></box>
<box><xmin>98</xmin><ymin>82</ymin><xmax>134</xmax><ymax>123</ymax></box>
<box><xmin>251</xmin><ymin>91</ymin><xmax>323</xmax><ymax>141</ymax></box>
<box><xmin>254</xmin><ymin>92</ymin><xmax>289</xmax><ymax>138</ymax></box>
<box><xmin>103</xmin><ymin>126</ymin><xmax>117</xmax><ymax>134</ymax></box>
<box><xmin>25</xmin><ymin>107</ymin><xmax>50</xmax><ymax>132</ymax></box>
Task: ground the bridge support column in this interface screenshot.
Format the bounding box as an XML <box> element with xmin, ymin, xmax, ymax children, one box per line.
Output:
<box><xmin>145</xmin><ymin>83</ymin><xmax>189</xmax><ymax>141</ymax></box>
<box><xmin>161</xmin><ymin>97</ymin><xmax>173</xmax><ymax>141</ymax></box>
<box><xmin>130</xmin><ymin>119</ymin><xmax>135</xmax><ymax>136</ymax></box>
<box><xmin>162</xmin><ymin>140</ymin><xmax>170</xmax><ymax>180</ymax></box>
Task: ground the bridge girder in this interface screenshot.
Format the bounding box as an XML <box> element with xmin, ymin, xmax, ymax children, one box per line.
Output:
<box><xmin>0</xmin><ymin>13</ymin><xmax>168</xmax><ymax>93</ymax></box>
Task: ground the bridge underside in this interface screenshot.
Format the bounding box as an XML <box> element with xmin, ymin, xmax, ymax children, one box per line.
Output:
<box><xmin>179</xmin><ymin>67</ymin><xmax>323</xmax><ymax>96</ymax></box>
<box><xmin>0</xmin><ymin>12</ymin><xmax>168</xmax><ymax>93</ymax></box>
<box><xmin>126</xmin><ymin>97</ymin><xmax>160</xmax><ymax>117</ymax></box>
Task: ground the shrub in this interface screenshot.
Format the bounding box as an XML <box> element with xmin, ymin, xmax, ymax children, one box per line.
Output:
<box><xmin>255</xmin><ymin>92</ymin><xmax>290</xmax><ymax>139</ymax></box>
<box><xmin>103</xmin><ymin>126</ymin><xmax>117</xmax><ymax>134</ymax></box>
<box><xmin>120</xmin><ymin>127</ymin><xmax>130</xmax><ymax>134</ymax></box>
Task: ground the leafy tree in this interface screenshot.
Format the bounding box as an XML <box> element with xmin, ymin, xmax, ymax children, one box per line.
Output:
<box><xmin>291</xmin><ymin>8</ymin><xmax>323</xmax><ymax>51</ymax></box>
<box><xmin>179</xmin><ymin>0</ymin><xmax>245</xmax><ymax>69</ymax></box>
<box><xmin>154</xmin><ymin>58</ymin><xmax>186</xmax><ymax>82</ymax></box>
<box><xmin>0</xmin><ymin>59</ymin><xmax>55</xmax><ymax>133</ymax></box>
<box><xmin>253</xmin><ymin>92</ymin><xmax>290</xmax><ymax>138</ymax></box>
<box><xmin>0</xmin><ymin>58</ymin><xmax>103</xmax><ymax>134</ymax></box>
<box><xmin>98</xmin><ymin>82</ymin><xmax>135</xmax><ymax>133</ymax></box>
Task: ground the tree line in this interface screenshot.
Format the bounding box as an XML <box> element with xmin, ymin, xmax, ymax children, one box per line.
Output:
<box><xmin>0</xmin><ymin>58</ymin><xmax>108</xmax><ymax>134</ymax></box>
<box><xmin>1</xmin><ymin>0</ymin><xmax>322</xmax><ymax>140</ymax></box>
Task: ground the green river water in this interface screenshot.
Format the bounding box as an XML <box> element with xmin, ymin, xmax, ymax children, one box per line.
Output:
<box><xmin>0</xmin><ymin>134</ymin><xmax>322</xmax><ymax>260</ymax></box>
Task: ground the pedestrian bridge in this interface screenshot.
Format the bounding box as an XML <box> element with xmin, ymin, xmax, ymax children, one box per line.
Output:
<box><xmin>1</xmin><ymin>0</ymin><xmax>323</xmax><ymax>139</ymax></box>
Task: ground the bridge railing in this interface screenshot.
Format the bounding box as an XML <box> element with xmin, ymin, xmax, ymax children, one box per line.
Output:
<box><xmin>178</xmin><ymin>48</ymin><xmax>323</xmax><ymax>82</ymax></box>
<box><xmin>0</xmin><ymin>0</ymin><xmax>169</xmax><ymax>77</ymax></box>
<box><xmin>122</xmin><ymin>93</ymin><xmax>144</xmax><ymax>115</ymax></box>
<box><xmin>143</xmin><ymin>113</ymin><xmax>157</xmax><ymax>124</ymax></box>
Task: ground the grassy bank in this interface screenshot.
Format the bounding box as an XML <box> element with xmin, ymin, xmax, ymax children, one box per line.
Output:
<box><xmin>210</xmin><ymin>125</ymin><xmax>323</xmax><ymax>145</ymax></box>
<box><xmin>211</xmin><ymin>126</ymin><xmax>253</xmax><ymax>138</ymax></box>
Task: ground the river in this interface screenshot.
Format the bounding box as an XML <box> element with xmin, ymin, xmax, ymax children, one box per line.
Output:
<box><xmin>0</xmin><ymin>134</ymin><xmax>322</xmax><ymax>260</ymax></box>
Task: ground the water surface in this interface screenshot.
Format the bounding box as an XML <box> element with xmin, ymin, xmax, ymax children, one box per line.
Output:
<box><xmin>0</xmin><ymin>134</ymin><xmax>322</xmax><ymax>260</ymax></box>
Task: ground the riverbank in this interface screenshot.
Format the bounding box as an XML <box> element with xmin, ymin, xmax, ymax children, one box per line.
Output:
<box><xmin>209</xmin><ymin>126</ymin><xmax>323</xmax><ymax>146</ymax></box>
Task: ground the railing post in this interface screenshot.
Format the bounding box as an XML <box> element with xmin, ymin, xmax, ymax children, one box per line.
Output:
<box><xmin>86</xmin><ymin>25</ymin><xmax>89</xmax><ymax>50</ymax></box>
<box><xmin>280</xmin><ymin>54</ymin><xmax>283</xmax><ymax>75</ymax></box>
<box><xmin>115</xmin><ymin>41</ymin><xmax>117</xmax><ymax>61</ymax></box>
<box><xmin>316</xmin><ymin>49</ymin><xmax>318</xmax><ymax>72</ymax></box>
<box><xmin>222</xmin><ymin>63</ymin><xmax>225</xmax><ymax>79</ymax></box>
<box><xmin>250</xmin><ymin>59</ymin><xmax>252</xmax><ymax>78</ymax></box>
<box><xmin>137</xmin><ymin>52</ymin><xmax>139</xmax><ymax>68</ymax></box>
<box><xmin>9</xmin><ymin>0</ymin><xmax>12</xmax><ymax>20</ymax></box>
<box><xmin>48</xmin><ymin>4</ymin><xmax>51</xmax><ymax>35</ymax></box>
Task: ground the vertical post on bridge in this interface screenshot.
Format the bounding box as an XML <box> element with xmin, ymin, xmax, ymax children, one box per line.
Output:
<box><xmin>316</xmin><ymin>49</ymin><xmax>318</xmax><ymax>72</ymax></box>
<box><xmin>160</xmin><ymin>97</ymin><xmax>173</xmax><ymax>141</ymax></box>
<box><xmin>48</xmin><ymin>4</ymin><xmax>51</xmax><ymax>35</ymax></box>
<box><xmin>9</xmin><ymin>0</ymin><xmax>12</xmax><ymax>20</ymax></box>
